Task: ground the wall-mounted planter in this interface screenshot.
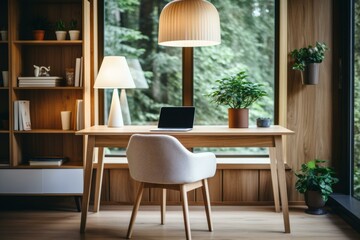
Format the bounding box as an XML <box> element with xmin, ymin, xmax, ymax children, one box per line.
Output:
<box><xmin>302</xmin><ymin>63</ymin><xmax>320</xmax><ymax>85</ymax></box>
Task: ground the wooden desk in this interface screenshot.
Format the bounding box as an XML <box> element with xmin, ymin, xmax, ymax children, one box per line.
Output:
<box><xmin>77</xmin><ymin>125</ymin><xmax>294</xmax><ymax>233</ymax></box>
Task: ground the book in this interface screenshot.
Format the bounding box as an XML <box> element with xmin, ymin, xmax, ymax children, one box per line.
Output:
<box><xmin>79</xmin><ymin>56</ymin><xmax>84</xmax><ymax>87</ymax></box>
<box><xmin>74</xmin><ymin>99</ymin><xmax>84</xmax><ymax>130</ymax></box>
<box><xmin>18</xmin><ymin>76</ymin><xmax>63</xmax><ymax>87</ymax></box>
<box><xmin>29</xmin><ymin>156</ymin><xmax>67</xmax><ymax>166</ymax></box>
<box><xmin>74</xmin><ymin>58</ymin><xmax>81</xmax><ymax>87</ymax></box>
<box><xmin>13</xmin><ymin>101</ymin><xmax>19</xmax><ymax>130</ymax></box>
<box><xmin>19</xmin><ymin>100</ymin><xmax>31</xmax><ymax>130</ymax></box>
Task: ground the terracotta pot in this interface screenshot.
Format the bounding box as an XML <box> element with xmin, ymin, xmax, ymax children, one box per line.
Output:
<box><xmin>228</xmin><ymin>108</ymin><xmax>249</xmax><ymax>128</ymax></box>
<box><xmin>304</xmin><ymin>190</ymin><xmax>327</xmax><ymax>215</ymax></box>
<box><xmin>33</xmin><ymin>30</ymin><xmax>45</xmax><ymax>40</ymax></box>
<box><xmin>302</xmin><ymin>63</ymin><xmax>319</xmax><ymax>85</ymax></box>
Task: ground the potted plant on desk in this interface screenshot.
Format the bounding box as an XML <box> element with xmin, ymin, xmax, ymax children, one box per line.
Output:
<box><xmin>207</xmin><ymin>70</ymin><xmax>267</xmax><ymax>128</ymax></box>
<box><xmin>295</xmin><ymin>159</ymin><xmax>339</xmax><ymax>215</ymax></box>
<box><xmin>290</xmin><ymin>42</ymin><xmax>328</xmax><ymax>85</ymax></box>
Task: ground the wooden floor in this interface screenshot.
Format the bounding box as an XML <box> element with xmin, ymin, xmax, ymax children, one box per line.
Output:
<box><xmin>0</xmin><ymin>205</ymin><xmax>359</xmax><ymax>239</ymax></box>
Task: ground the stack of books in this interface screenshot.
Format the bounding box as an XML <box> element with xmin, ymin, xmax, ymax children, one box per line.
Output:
<box><xmin>29</xmin><ymin>156</ymin><xmax>67</xmax><ymax>166</ymax></box>
<box><xmin>18</xmin><ymin>76</ymin><xmax>63</xmax><ymax>87</ymax></box>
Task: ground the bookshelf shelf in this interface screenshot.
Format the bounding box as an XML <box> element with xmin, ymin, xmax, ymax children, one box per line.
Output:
<box><xmin>14</xmin><ymin>129</ymin><xmax>78</xmax><ymax>134</ymax></box>
<box><xmin>15</xmin><ymin>162</ymin><xmax>83</xmax><ymax>169</ymax></box>
<box><xmin>0</xmin><ymin>130</ymin><xmax>10</xmax><ymax>133</ymax></box>
<box><xmin>13</xmin><ymin>40</ymin><xmax>83</xmax><ymax>45</ymax></box>
<box><xmin>13</xmin><ymin>87</ymin><xmax>84</xmax><ymax>90</ymax></box>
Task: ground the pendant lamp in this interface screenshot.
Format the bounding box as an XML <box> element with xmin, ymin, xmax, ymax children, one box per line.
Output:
<box><xmin>158</xmin><ymin>0</ymin><xmax>221</xmax><ymax>47</ymax></box>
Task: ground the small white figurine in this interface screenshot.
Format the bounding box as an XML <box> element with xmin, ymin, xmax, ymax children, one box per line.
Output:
<box><xmin>33</xmin><ymin>65</ymin><xmax>50</xmax><ymax>77</ymax></box>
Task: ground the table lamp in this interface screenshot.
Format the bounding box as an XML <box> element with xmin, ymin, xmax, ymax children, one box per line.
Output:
<box><xmin>94</xmin><ymin>56</ymin><xmax>135</xmax><ymax>127</ymax></box>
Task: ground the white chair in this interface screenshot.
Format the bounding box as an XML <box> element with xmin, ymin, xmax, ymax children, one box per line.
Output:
<box><xmin>126</xmin><ymin>134</ymin><xmax>217</xmax><ymax>240</ymax></box>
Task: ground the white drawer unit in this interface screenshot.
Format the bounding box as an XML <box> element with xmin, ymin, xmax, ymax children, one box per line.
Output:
<box><xmin>0</xmin><ymin>169</ymin><xmax>83</xmax><ymax>194</ymax></box>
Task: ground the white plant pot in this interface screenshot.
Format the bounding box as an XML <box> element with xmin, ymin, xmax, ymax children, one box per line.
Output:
<box><xmin>69</xmin><ymin>30</ymin><xmax>80</xmax><ymax>40</ymax></box>
<box><xmin>0</xmin><ymin>30</ymin><xmax>8</xmax><ymax>41</ymax></box>
<box><xmin>55</xmin><ymin>31</ymin><xmax>67</xmax><ymax>41</ymax></box>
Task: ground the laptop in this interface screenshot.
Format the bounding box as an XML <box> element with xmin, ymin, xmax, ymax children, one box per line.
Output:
<box><xmin>150</xmin><ymin>106</ymin><xmax>195</xmax><ymax>132</ymax></box>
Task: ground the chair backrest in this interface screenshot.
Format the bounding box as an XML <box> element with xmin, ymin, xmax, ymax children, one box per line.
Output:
<box><xmin>126</xmin><ymin>134</ymin><xmax>216</xmax><ymax>184</ymax></box>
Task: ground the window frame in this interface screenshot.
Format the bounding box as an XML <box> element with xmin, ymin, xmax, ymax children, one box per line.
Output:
<box><xmin>96</xmin><ymin>0</ymin><xmax>287</xmax><ymax>158</ymax></box>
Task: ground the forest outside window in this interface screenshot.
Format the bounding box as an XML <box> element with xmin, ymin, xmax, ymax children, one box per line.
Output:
<box><xmin>103</xmin><ymin>0</ymin><xmax>275</xmax><ymax>156</ymax></box>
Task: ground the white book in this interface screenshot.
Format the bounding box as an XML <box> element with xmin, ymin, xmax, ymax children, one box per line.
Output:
<box><xmin>13</xmin><ymin>101</ymin><xmax>19</xmax><ymax>131</ymax></box>
<box><xmin>75</xmin><ymin>99</ymin><xmax>84</xmax><ymax>130</ymax></box>
<box><xmin>79</xmin><ymin>56</ymin><xmax>84</xmax><ymax>87</ymax></box>
<box><xmin>19</xmin><ymin>100</ymin><xmax>31</xmax><ymax>130</ymax></box>
<box><xmin>74</xmin><ymin>58</ymin><xmax>81</xmax><ymax>87</ymax></box>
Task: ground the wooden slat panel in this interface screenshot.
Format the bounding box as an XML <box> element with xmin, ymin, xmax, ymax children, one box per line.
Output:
<box><xmin>259</xmin><ymin>170</ymin><xmax>274</xmax><ymax>201</ymax></box>
<box><xmin>150</xmin><ymin>188</ymin><xmax>181</xmax><ymax>204</ymax></box>
<box><xmin>195</xmin><ymin>170</ymin><xmax>222</xmax><ymax>203</ymax></box>
<box><xmin>223</xmin><ymin>170</ymin><xmax>259</xmax><ymax>202</ymax></box>
<box><xmin>109</xmin><ymin>169</ymin><xmax>149</xmax><ymax>204</ymax></box>
<box><xmin>287</xmin><ymin>0</ymin><xmax>334</xmax><ymax>201</ymax></box>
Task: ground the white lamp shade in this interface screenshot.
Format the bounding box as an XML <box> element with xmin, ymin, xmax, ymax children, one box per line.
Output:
<box><xmin>94</xmin><ymin>56</ymin><xmax>135</xmax><ymax>89</ymax></box>
<box><xmin>158</xmin><ymin>0</ymin><xmax>221</xmax><ymax>47</ymax></box>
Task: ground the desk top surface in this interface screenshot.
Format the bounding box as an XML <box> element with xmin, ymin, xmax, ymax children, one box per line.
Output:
<box><xmin>76</xmin><ymin>125</ymin><xmax>294</xmax><ymax>136</ymax></box>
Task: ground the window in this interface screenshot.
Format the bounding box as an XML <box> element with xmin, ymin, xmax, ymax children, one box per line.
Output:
<box><xmin>353</xmin><ymin>0</ymin><xmax>360</xmax><ymax>200</ymax></box>
<box><xmin>103</xmin><ymin>0</ymin><xmax>275</xmax><ymax>155</ymax></box>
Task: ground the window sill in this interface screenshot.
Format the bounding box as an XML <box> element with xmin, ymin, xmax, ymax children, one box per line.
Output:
<box><xmin>329</xmin><ymin>194</ymin><xmax>360</xmax><ymax>233</ymax></box>
<box><xmin>94</xmin><ymin>157</ymin><xmax>291</xmax><ymax>170</ymax></box>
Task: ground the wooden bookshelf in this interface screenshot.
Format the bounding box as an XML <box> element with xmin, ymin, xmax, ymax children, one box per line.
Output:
<box><xmin>0</xmin><ymin>0</ymin><xmax>92</xmax><ymax>195</ymax></box>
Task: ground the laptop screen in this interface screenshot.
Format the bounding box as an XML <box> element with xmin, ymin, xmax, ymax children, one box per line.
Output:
<box><xmin>157</xmin><ymin>107</ymin><xmax>195</xmax><ymax>128</ymax></box>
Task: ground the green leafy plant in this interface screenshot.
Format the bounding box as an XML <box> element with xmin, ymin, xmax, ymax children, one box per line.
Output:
<box><xmin>290</xmin><ymin>42</ymin><xmax>328</xmax><ymax>71</ymax></box>
<box><xmin>207</xmin><ymin>71</ymin><xmax>267</xmax><ymax>109</ymax></box>
<box><xmin>55</xmin><ymin>19</ymin><xmax>66</xmax><ymax>31</ymax></box>
<box><xmin>32</xmin><ymin>16</ymin><xmax>49</xmax><ymax>30</ymax></box>
<box><xmin>69</xmin><ymin>19</ymin><xmax>78</xmax><ymax>30</ymax></box>
<box><xmin>295</xmin><ymin>159</ymin><xmax>339</xmax><ymax>202</ymax></box>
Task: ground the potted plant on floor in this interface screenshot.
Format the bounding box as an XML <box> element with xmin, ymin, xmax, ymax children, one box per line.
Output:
<box><xmin>207</xmin><ymin>70</ymin><xmax>267</xmax><ymax>128</ymax></box>
<box><xmin>32</xmin><ymin>16</ymin><xmax>48</xmax><ymax>40</ymax></box>
<box><xmin>295</xmin><ymin>159</ymin><xmax>339</xmax><ymax>215</ymax></box>
<box><xmin>55</xmin><ymin>19</ymin><xmax>67</xmax><ymax>40</ymax></box>
<box><xmin>68</xmin><ymin>19</ymin><xmax>80</xmax><ymax>40</ymax></box>
<box><xmin>290</xmin><ymin>42</ymin><xmax>328</xmax><ymax>85</ymax></box>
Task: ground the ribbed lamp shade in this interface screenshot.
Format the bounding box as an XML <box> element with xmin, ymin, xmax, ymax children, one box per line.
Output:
<box><xmin>158</xmin><ymin>0</ymin><xmax>221</xmax><ymax>47</ymax></box>
<box><xmin>94</xmin><ymin>56</ymin><xmax>135</xmax><ymax>89</ymax></box>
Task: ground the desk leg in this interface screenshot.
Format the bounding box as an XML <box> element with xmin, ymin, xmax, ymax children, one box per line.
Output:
<box><xmin>80</xmin><ymin>136</ymin><xmax>95</xmax><ymax>233</ymax></box>
<box><xmin>275</xmin><ymin>136</ymin><xmax>290</xmax><ymax>233</ymax></box>
<box><xmin>269</xmin><ymin>148</ymin><xmax>280</xmax><ymax>213</ymax></box>
<box><xmin>93</xmin><ymin>147</ymin><xmax>104</xmax><ymax>212</ymax></box>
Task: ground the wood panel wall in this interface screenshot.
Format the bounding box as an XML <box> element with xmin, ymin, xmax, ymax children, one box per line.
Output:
<box><xmin>93</xmin><ymin>0</ymin><xmax>335</xmax><ymax>206</ymax></box>
<box><xmin>286</xmin><ymin>0</ymin><xmax>335</xmax><ymax>202</ymax></box>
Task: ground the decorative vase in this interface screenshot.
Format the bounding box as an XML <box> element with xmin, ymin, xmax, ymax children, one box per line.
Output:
<box><xmin>256</xmin><ymin>117</ymin><xmax>271</xmax><ymax>127</ymax></box>
<box><xmin>33</xmin><ymin>30</ymin><xmax>45</xmax><ymax>40</ymax></box>
<box><xmin>55</xmin><ymin>31</ymin><xmax>67</xmax><ymax>40</ymax></box>
<box><xmin>69</xmin><ymin>30</ymin><xmax>80</xmax><ymax>40</ymax></box>
<box><xmin>304</xmin><ymin>190</ymin><xmax>327</xmax><ymax>215</ymax></box>
<box><xmin>302</xmin><ymin>63</ymin><xmax>320</xmax><ymax>85</ymax></box>
<box><xmin>0</xmin><ymin>30</ymin><xmax>8</xmax><ymax>41</ymax></box>
<box><xmin>228</xmin><ymin>108</ymin><xmax>249</xmax><ymax>128</ymax></box>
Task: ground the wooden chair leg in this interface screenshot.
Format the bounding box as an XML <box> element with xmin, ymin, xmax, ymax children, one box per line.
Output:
<box><xmin>201</xmin><ymin>179</ymin><xmax>213</xmax><ymax>232</ymax></box>
<box><xmin>126</xmin><ymin>182</ymin><xmax>145</xmax><ymax>239</ymax></box>
<box><xmin>161</xmin><ymin>188</ymin><xmax>166</xmax><ymax>225</ymax></box>
<box><xmin>180</xmin><ymin>184</ymin><xmax>191</xmax><ymax>240</ymax></box>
